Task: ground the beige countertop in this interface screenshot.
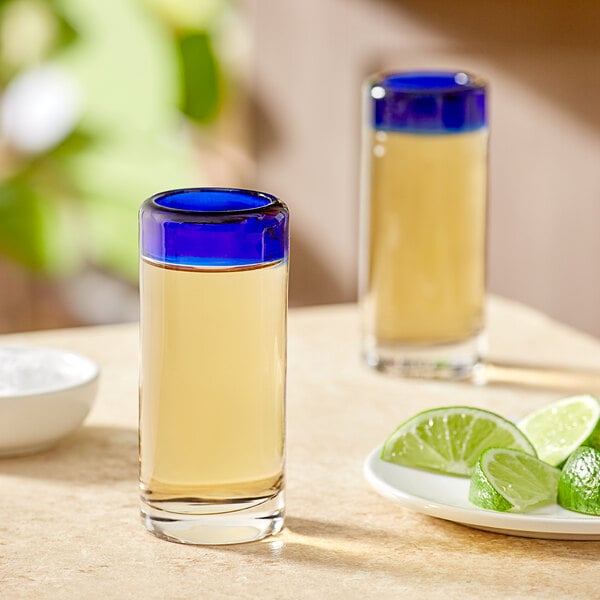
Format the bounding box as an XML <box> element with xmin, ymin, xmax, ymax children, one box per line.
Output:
<box><xmin>2</xmin><ymin>297</ymin><xmax>600</xmax><ymax>599</ymax></box>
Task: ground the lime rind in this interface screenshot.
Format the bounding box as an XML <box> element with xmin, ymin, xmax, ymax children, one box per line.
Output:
<box><xmin>557</xmin><ymin>446</ymin><xmax>600</xmax><ymax>516</ymax></box>
<box><xmin>381</xmin><ymin>406</ymin><xmax>536</xmax><ymax>477</ymax></box>
<box><xmin>469</xmin><ymin>447</ymin><xmax>561</xmax><ymax>512</ymax></box>
<box><xmin>518</xmin><ymin>395</ymin><xmax>600</xmax><ymax>467</ymax></box>
<box><xmin>469</xmin><ymin>458</ymin><xmax>513</xmax><ymax>512</ymax></box>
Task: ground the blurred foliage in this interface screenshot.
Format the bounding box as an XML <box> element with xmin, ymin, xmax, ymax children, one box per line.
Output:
<box><xmin>0</xmin><ymin>0</ymin><xmax>230</xmax><ymax>281</ymax></box>
<box><xmin>178</xmin><ymin>32</ymin><xmax>220</xmax><ymax>123</ymax></box>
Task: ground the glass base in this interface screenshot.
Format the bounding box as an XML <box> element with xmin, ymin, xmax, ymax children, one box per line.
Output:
<box><xmin>363</xmin><ymin>332</ymin><xmax>486</xmax><ymax>382</ymax></box>
<box><xmin>141</xmin><ymin>490</ymin><xmax>284</xmax><ymax>545</ymax></box>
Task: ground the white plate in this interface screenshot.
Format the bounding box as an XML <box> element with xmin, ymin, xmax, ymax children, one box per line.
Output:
<box><xmin>364</xmin><ymin>445</ymin><xmax>600</xmax><ymax>540</ymax></box>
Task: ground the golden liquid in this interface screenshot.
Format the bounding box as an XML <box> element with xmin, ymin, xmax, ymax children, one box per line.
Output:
<box><xmin>362</xmin><ymin>129</ymin><xmax>487</xmax><ymax>344</ymax></box>
<box><xmin>139</xmin><ymin>259</ymin><xmax>287</xmax><ymax>503</ymax></box>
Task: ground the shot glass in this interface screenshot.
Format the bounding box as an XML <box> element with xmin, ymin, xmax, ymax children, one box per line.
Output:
<box><xmin>359</xmin><ymin>70</ymin><xmax>488</xmax><ymax>380</ymax></box>
<box><xmin>139</xmin><ymin>188</ymin><xmax>289</xmax><ymax>545</ymax></box>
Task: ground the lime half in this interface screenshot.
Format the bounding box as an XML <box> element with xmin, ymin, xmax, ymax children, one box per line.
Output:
<box><xmin>518</xmin><ymin>395</ymin><xmax>600</xmax><ymax>467</ymax></box>
<box><xmin>469</xmin><ymin>447</ymin><xmax>561</xmax><ymax>512</ymax></box>
<box><xmin>381</xmin><ymin>406</ymin><xmax>536</xmax><ymax>476</ymax></box>
<box><xmin>557</xmin><ymin>446</ymin><xmax>600</xmax><ymax>515</ymax></box>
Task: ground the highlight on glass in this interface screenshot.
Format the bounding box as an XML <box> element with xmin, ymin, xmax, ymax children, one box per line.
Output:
<box><xmin>359</xmin><ymin>70</ymin><xmax>488</xmax><ymax>380</ymax></box>
<box><xmin>139</xmin><ymin>188</ymin><xmax>289</xmax><ymax>545</ymax></box>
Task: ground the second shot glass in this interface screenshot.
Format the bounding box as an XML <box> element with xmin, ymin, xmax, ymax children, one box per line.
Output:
<box><xmin>359</xmin><ymin>70</ymin><xmax>488</xmax><ymax>380</ymax></box>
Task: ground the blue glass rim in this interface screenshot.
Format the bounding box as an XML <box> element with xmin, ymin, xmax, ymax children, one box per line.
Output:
<box><xmin>367</xmin><ymin>69</ymin><xmax>487</xmax><ymax>134</ymax></box>
<box><xmin>372</xmin><ymin>70</ymin><xmax>486</xmax><ymax>94</ymax></box>
<box><xmin>148</xmin><ymin>187</ymin><xmax>280</xmax><ymax>217</ymax></box>
<box><xmin>140</xmin><ymin>187</ymin><xmax>289</xmax><ymax>268</ymax></box>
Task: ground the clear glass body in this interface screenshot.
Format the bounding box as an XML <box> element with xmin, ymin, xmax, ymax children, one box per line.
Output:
<box><xmin>139</xmin><ymin>186</ymin><xmax>288</xmax><ymax>545</ymax></box>
<box><xmin>360</xmin><ymin>128</ymin><xmax>488</xmax><ymax>379</ymax></box>
<box><xmin>139</xmin><ymin>258</ymin><xmax>287</xmax><ymax>543</ymax></box>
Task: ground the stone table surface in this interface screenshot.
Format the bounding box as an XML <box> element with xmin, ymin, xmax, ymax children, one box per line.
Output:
<box><xmin>3</xmin><ymin>297</ymin><xmax>600</xmax><ymax>599</ymax></box>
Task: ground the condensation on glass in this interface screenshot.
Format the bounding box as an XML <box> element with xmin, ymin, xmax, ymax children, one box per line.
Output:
<box><xmin>139</xmin><ymin>188</ymin><xmax>289</xmax><ymax>545</ymax></box>
<box><xmin>359</xmin><ymin>71</ymin><xmax>488</xmax><ymax>380</ymax></box>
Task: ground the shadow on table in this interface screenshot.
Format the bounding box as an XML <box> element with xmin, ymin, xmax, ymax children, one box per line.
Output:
<box><xmin>216</xmin><ymin>516</ymin><xmax>424</xmax><ymax>581</ymax></box>
<box><xmin>481</xmin><ymin>361</ymin><xmax>600</xmax><ymax>395</ymax></box>
<box><xmin>0</xmin><ymin>425</ymin><xmax>138</xmax><ymax>484</ymax></box>
<box><xmin>215</xmin><ymin>515</ymin><xmax>600</xmax><ymax>584</ymax></box>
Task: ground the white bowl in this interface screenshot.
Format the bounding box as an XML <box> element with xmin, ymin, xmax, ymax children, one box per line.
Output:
<box><xmin>0</xmin><ymin>347</ymin><xmax>99</xmax><ymax>457</ymax></box>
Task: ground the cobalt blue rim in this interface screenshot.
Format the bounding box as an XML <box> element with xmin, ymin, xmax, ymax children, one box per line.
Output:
<box><xmin>140</xmin><ymin>188</ymin><xmax>289</xmax><ymax>268</ymax></box>
<box><xmin>148</xmin><ymin>187</ymin><xmax>280</xmax><ymax>216</ymax></box>
<box><xmin>367</xmin><ymin>70</ymin><xmax>487</xmax><ymax>134</ymax></box>
<box><xmin>373</xmin><ymin>70</ymin><xmax>486</xmax><ymax>94</ymax></box>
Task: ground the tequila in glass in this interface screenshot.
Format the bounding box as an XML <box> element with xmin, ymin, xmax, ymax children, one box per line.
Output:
<box><xmin>139</xmin><ymin>188</ymin><xmax>289</xmax><ymax>544</ymax></box>
<box><xmin>360</xmin><ymin>71</ymin><xmax>488</xmax><ymax>379</ymax></box>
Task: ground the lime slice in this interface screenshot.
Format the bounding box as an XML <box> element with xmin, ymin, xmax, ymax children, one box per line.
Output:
<box><xmin>518</xmin><ymin>395</ymin><xmax>600</xmax><ymax>467</ymax></box>
<box><xmin>381</xmin><ymin>406</ymin><xmax>536</xmax><ymax>476</ymax></box>
<box><xmin>557</xmin><ymin>446</ymin><xmax>600</xmax><ymax>515</ymax></box>
<box><xmin>469</xmin><ymin>447</ymin><xmax>561</xmax><ymax>512</ymax></box>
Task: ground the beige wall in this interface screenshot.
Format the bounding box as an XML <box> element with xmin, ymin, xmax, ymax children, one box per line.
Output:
<box><xmin>245</xmin><ymin>0</ymin><xmax>600</xmax><ymax>337</ymax></box>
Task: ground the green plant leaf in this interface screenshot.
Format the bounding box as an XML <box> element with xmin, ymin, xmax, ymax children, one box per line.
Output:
<box><xmin>51</xmin><ymin>3</ymin><xmax>78</xmax><ymax>50</ymax></box>
<box><xmin>0</xmin><ymin>180</ymin><xmax>46</xmax><ymax>270</ymax></box>
<box><xmin>0</xmin><ymin>178</ymin><xmax>80</xmax><ymax>275</ymax></box>
<box><xmin>177</xmin><ymin>31</ymin><xmax>220</xmax><ymax>123</ymax></box>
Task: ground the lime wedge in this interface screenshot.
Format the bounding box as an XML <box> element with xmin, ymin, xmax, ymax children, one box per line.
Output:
<box><xmin>469</xmin><ymin>447</ymin><xmax>561</xmax><ymax>512</ymax></box>
<box><xmin>381</xmin><ymin>406</ymin><xmax>536</xmax><ymax>476</ymax></box>
<box><xmin>518</xmin><ymin>395</ymin><xmax>600</xmax><ymax>467</ymax></box>
<box><xmin>557</xmin><ymin>446</ymin><xmax>600</xmax><ymax>515</ymax></box>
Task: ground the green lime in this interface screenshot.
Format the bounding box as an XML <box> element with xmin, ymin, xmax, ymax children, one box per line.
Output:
<box><xmin>469</xmin><ymin>447</ymin><xmax>561</xmax><ymax>512</ymax></box>
<box><xmin>557</xmin><ymin>446</ymin><xmax>600</xmax><ymax>515</ymax></box>
<box><xmin>518</xmin><ymin>395</ymin><xmax>600</xmax><ymax>467</ymax></box>
<box><xmin>381</xmin><ymin>406</ymin><xmax>536</xmax><ymax>476</ymax></box>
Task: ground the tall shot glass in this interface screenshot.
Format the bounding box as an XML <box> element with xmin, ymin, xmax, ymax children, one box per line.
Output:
<box><xmin>359</xmin><ymin>70</ymin><xmax>488</xmax><ymax>380</ymax></box>
<box><xmin>139</xmin><ymin>188</ymin><xmax>289</xmax><ymax>544</ymax></box>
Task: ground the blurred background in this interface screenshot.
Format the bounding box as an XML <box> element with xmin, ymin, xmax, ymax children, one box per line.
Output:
<box><xmin>0</xmin><ymin>0</ymin><xmax>599</xmax><ymax>337</ymax></box>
